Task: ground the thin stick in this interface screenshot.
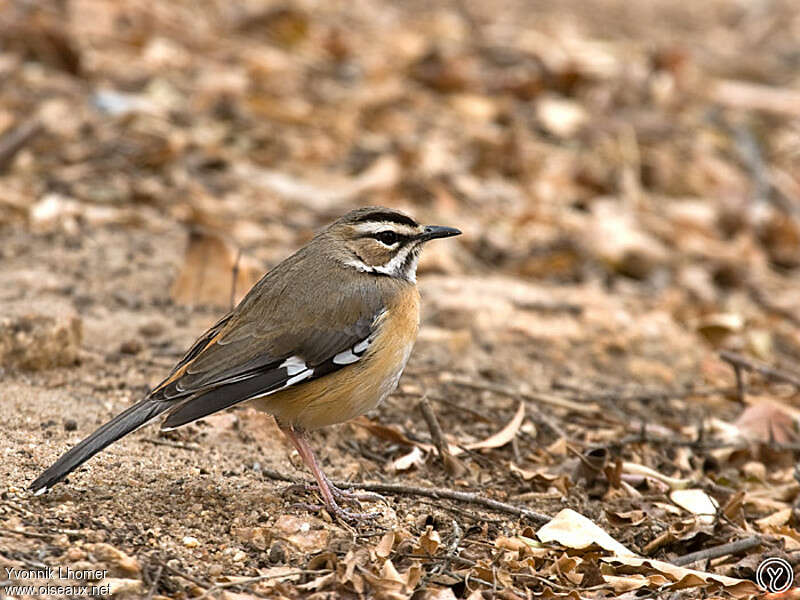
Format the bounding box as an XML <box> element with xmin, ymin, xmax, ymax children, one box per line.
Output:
<box><xmin>145</xmin><ymin>565</ymin><xmax>163</xmax><ymax>600</ymax></box>
<box><xmin>418</xmin><ymin>396</ymin><xmax>466</xmax><ymax>477</ymax></box>
<box><xmin>196</xmin><ymin>569</ymin><xmax>330</xmax><ymax>599</ymax></box>
<box><xmin>720</xmin><ymin>350</ymin><xmax>800</xmax><ymax>389</ymax></box>
<box><xmin>447</xmin><ymin>376</ymin><xmax>599</xmax><ymax>415</ymax></box>
<box><xmin>673</xmin><ymin>536</ymin><xmax>762</xmax><ymax>566</ymax></box>
<box><xmin>419</xmin><ymin>396</ymin><xmax>449</xmax><ymax>460</ymax></box>
<box><xmin>0</xmin><ymin>527</ymin><xmax>52</xmax><ymax>540</ymax></box>
<box><xmin>733</xmin><ymin>362</ymin><xmax>746</xmax><ymax>402</ymax></box>
<box><xmin>142</xmin><ymin>439</ymin><xmax>200</xmax><ymax>451</ymax></box>
<box><xmin>0</xmin><ymin>119</ymin><xmax>42</xmax><ymax>172</ymax></box>
<box><xmin>230</xmin><ymin>247</ymin><xmax>242</xmax><ymax>310</ymax></box>
<box><xmin>261</xmin><ymin>469</ymin><xmax>550</xmax><ymax>524</ymax></box>
<box><xmin>154</xmin><ymin>558</ymin><xmax>212</xmax><ymax>591</ymax></box>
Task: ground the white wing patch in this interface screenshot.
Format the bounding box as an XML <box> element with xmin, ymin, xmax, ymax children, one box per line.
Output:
<box><xmin>286</xmin><ymin>370</ymin><xmax>313</xmax><ymax>386</ymax></box>
<box><xmin>248</xmin><ymin>367</ymin><xmax>314</xmax><ymax>401</ymax></box>
<box><xmin>280</xmin><ymin>356</ymin><xmax>307</xmax><ymax>375</ymax></box>
<box><xmin>332</xmin><ymin>335</ymin><xmax>374</xmax><ymax>366</ymax></box>
<box><xmin>332</xmin><ymin>349</ymin><xmax>360</xmax><ymax>365</ymax></box>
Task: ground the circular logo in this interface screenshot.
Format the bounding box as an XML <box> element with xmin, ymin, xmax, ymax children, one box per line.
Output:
<box><xmin>756</xmin><ymin>557</ymin><xmax>794</xmax><ymax>593</ymax></box>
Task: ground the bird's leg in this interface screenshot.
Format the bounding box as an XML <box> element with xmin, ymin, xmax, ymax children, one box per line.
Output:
<box><xmin>280</xmin><ymin>425</ymin><xmax>380</xmax><ymax>521</ymax></box>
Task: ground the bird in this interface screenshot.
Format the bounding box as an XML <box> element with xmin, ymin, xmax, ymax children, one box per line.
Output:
<box><xmin>30</xmin><ymin>206</ymin><xmax>461</xmax><ymax>520</ymax></box>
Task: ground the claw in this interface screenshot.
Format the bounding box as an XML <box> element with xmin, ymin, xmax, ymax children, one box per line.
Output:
<box><xmin>280</xmin><ymin>425</ymin><xmax>384</xmax><ymax>522</ymax></box>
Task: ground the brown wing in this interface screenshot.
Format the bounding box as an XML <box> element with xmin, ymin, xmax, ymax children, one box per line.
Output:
<box><xmin>148</xmin><ymin>241</ymin><xmax>395</xmax><ymax>428</ymax></box>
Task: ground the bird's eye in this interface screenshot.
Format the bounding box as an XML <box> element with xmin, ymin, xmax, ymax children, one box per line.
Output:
<box><xmin>374</xmin><ymin>231</ymin><xmax>399</xmax><ymax>245</ymax></box>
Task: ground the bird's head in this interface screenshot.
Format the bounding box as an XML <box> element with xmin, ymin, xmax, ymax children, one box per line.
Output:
<box><xmin>325</xmin><ymin>207</ymin><xmax>461</xmax><ymax>282</ymax></box>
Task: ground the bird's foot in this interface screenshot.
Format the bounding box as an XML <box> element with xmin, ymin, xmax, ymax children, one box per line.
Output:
<box><xmin>283</xmin><ymin>479</ymin><xmax>386</xmax><ymax>509</ymax></box>
<box><xmin>290</xmin><ymin>498</ymin><xmax>381</xmax><ymax>522</ymax></box>
<box><xmin>325</xmin><ymin>477</ymin><xmax>386</xmax><ymax>506</ymax></box>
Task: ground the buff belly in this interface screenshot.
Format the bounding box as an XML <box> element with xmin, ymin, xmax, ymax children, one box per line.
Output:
<box><xmin>252</xmin><ymin>286</ymin><xmax>420</xmax><ymax>430</ymax></box>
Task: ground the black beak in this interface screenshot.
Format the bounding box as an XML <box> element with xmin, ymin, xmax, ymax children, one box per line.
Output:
<box><xmin>419</xmin><ymin>225</ymin><xmax>462</xmax><ymax>242</ymax></box>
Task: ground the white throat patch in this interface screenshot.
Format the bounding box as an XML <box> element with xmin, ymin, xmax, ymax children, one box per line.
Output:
<box><xmin>343</xmin><ymin>244</ymin><xmax>421</xmax><ymax>282</ymax></box>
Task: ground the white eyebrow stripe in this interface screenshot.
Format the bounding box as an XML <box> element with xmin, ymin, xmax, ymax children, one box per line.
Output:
<box><xmin>352</xmin><ymin>222</ymin><xmax>419</xmax><ymax>237</ymax></box>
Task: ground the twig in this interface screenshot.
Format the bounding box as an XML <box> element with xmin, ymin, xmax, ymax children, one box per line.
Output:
<box><xmin>414</xmin><ymin>497</ymin><xmax>505</xmax><ymax>523</ymax></box>
<box><xmin>154</xmin><ymin>558</ymin><xmax>212</xmax><ymax>591</ymax></box>
<box><xmin>439</xmin><ymin>517</ymin><xmax>465</xmax><ymax>575</ymax></box>
<box><xmin>0</xmin><ymin>527</ymin><xmax>52</xmax><ymax>540</ymax></box>
<box><xmin>145</xmin><ymin>565</ymin><xmax>163</xmax><ymax>600</ymax></box>
<box><xmin>230</xmin><ymin>247</ymin><xmax>242</xmax><ymax>311</ymax></box>
<box><xmin>449</xmin><ymin>379</ymin><xmax>584</xmax><ymax>440</ymax></box>
<box><xmin>732</xmin><ymin>122</ymin><xmax>773</xmax><ymax>209</ymax></box>
<box><xmin>709</xmin><ymin>79</ymin><xmax>800</xmax><ymax>116</ymax></box>
<box><xmin>418</xmin><ymin>397</ymin><xmax>466</xmax><ymax>477</ymax></box>
<box><xmin>552</xmin><ymin>379</ymin><xmax>732</xmax><ymax>403</ymax></box>
<box><xmin>719</xmin><ymin>350</ymin><xmax>800</xmax><ymax>389</ymax></box>
<box><xmin>142</xmin><ymin>438</ymin><xmax>200</xmax><ymax>451</ymax></box>
<box><xmin>261</xmin><ymin>468</ymin><xmax>550</xmax><ymax>524</ymax></box>
<box><xmin>447</xmin><ymin>376</ymin><xmax>595</xmax><ymax>419</ymax></box>
<box><xmin>430</xmin><ymin>395</ymin><xmax>495</xmax><ymax>423</ymax></box>
<box><xmin>673</xmin><ymin>536</ymin><xmax>762</xmax><ymax>566</ymax></box>
<box><xmin>0</xmin><ymin>118</ymin><xmax>42</xmax><ymax>172</ymax></box>
<box><xmin>196</xmin><ymin>569</ymin><xmax>329</xmax><ymax>599</ymax></box>
<box><xmin>419</xmin><ymin>396</ymin><xmax>449</xmax><ymax>459</ymax></box>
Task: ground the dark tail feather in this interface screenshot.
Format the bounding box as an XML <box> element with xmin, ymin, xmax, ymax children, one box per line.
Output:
<box><xmin>161</xmin><ymin>369</ymin><xmax>291</xmax><ymax>430</ymax></box>
<box><xmin>29</xmin><ymin>399</ymin><xmax>170</xmax><ymax>495</ymax></box>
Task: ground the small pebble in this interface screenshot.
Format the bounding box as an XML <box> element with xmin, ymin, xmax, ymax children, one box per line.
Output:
<box><xmin>64</xmin><ymin>419</ymin><xmax>78</xmax><ymax>431</ymax></box>
<box><xmin>182</xmin><ymin>536</ymin><xmax>199</xmax><ymax>548</ymax></box>
<box><xmin>232</xmin><ymin>550</ymin><xmax>247</xmax><ymax>562</ymax></box>
<box><xmin>208</xmin><ymin>564</ymin><xmax>223</xmax><ymax>577</ymax></box>
<box><xmin>65</xmin><ymin>547</ymin><xmax>86</xmax><ymax>561</ymax></box>
<box><xmin>119</xmin><ymin>339</ymin><xmax>142</xmax><ymax>355</ymax></box>
<box><xmin>138</xmin><ymin>320</ymin><xmax>165</xmax><ymax>337</ymax></box>
<box><xmin>268</xmin><ymin>541</ymin><xmax>286</xmax><ymax>563</ymax></box>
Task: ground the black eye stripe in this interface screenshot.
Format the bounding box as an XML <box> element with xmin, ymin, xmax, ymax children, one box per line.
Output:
<box><xmin>357</xmin><ymin>231</ymin><xmax>413</xmax><ymax>244</ymax></box>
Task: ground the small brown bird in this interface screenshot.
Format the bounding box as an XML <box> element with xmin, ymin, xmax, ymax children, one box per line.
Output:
<box><xmin>30</xmin><ymin>207</ymin><xmax>461</xmax><ymax>520</ymax></box>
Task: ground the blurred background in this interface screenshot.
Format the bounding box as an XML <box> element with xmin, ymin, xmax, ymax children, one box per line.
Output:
<box><xmin>2</xmin><ymin>0</ymin><xmax>799</xmax><ymax>300</ymax></box>
<box><xmin>3</xmin><ymin>0</ymin><xmax>800</xmax><ymax>596</ymax></box>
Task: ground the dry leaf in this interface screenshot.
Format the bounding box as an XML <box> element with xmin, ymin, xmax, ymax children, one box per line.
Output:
<box><xmin>389</xmin><ymin>446</ymin><xmax>426</xmax><ymax>472</ymax></box>
<box><xmin>537</xmin><ymin>509</ymin><xmax>637</xmax><ymax>557</ymax></box>
<box><xmin>622</xmin><ymin>462</ymin><xmax>693</xmax><ymax>490</ymax></box>
<box><xmin>273</xmin><ymin>515</ymin><xmax>329</xmax><ymax>553</ymax></box>
<box><xmin>605</xmin><ymin>510</ymin><xmax>646</xmax><ymax>527</ymax></box>
<box><xmin>416</xmin><ymin>526</ymin><xmax>441</xmax><ymax>556</ymax></box>
<box><xmin>375</xmin><ymin>531</ymin><xmax>395</xmax><ymax>559</ymax></box>
<box><xmin>352</xmin><ymin>416</ymin><xmax>434</xmax><ymax>452</ymax></box>
<box><xmin>601</xmin><ymin>556</ymin><xmax>759</xmax><ymax>596</ymax></box>
<box><xmin>418</xmin><ymin>588</ymin><xmax>458</xmax><ymax>600</ymax></box>
<box><xmin>734</xmin><ymin>401</ymin><xmax>798</xmax><ymax>444</ymax></box>
<box><xmin>510</xmin><ymin>462</ymin><xmax>571</xmax><ymax>495</ymax></box>
<box><xmin>465</xmin><ymin>402</ymin><xmax>525</xmax><ymax>450</ymax></box>
<box><xmin>170</xmin><ymin>227</ymin><xmax>261</xmax><ymax>308</ymax></box>
<box><xmin>669</xmin><ymin>489</ymin><xmax>719</xmax><ymax>525</ymax></box>
<box><xmin>755</xmin><ymin>508</ymin><xmax>793</xmax><ymax>531</ymax></box>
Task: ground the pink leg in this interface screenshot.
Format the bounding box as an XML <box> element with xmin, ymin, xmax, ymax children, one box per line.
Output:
<box><xmin>280</xmin><ymin>425</ymin><xmax>380</xmax><ymax>521</ymax></box>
